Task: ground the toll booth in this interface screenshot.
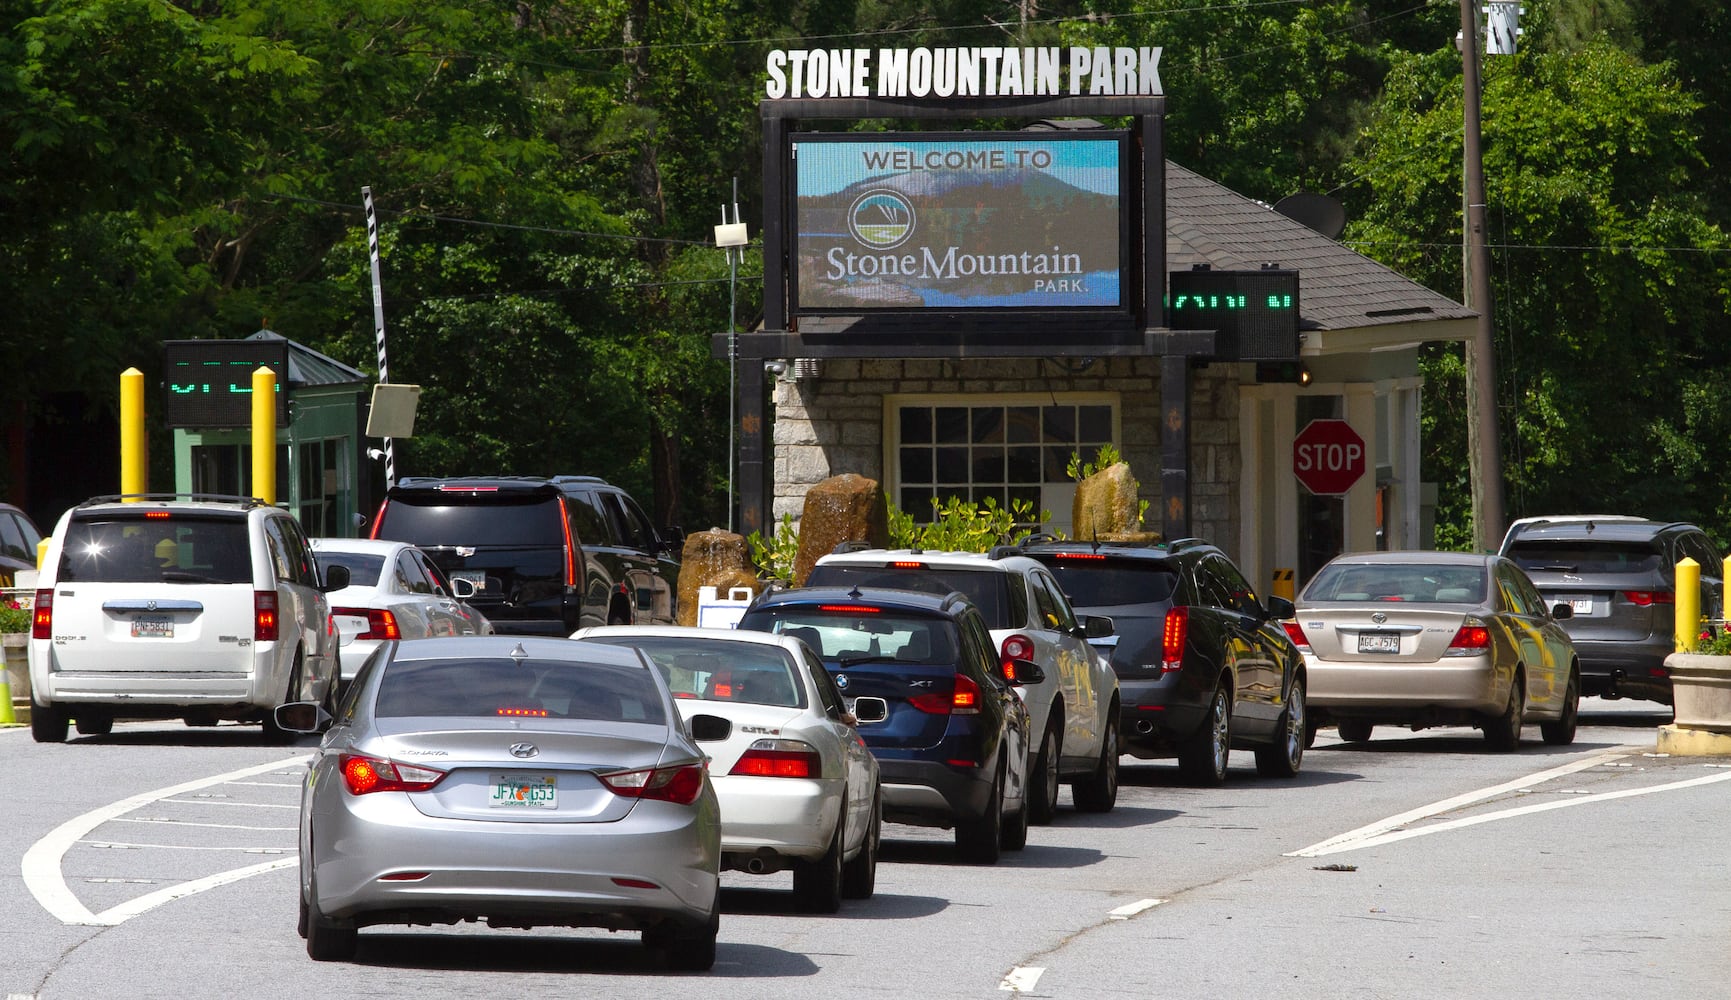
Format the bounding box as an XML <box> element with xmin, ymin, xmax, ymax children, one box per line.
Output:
<box><xmin>166</xmin><ymin>330</ymin><xmax>372</xmax><ymax>537</ymax></box>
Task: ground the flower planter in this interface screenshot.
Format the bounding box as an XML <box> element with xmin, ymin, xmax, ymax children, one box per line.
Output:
<box><xmin>1664</xmin><ymin>653</ymin><xmax>1731</xmax><ymax>733</ymax></box>
<box><xmin>2</xmin><ymin>632</ymin><xmax>27</xmax><ymax>708</ymax></box>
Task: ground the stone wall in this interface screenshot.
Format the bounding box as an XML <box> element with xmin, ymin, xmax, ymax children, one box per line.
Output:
<box><xmin>768</xmin><ymin>357</ymin><xmax>1243</xmax><ymax>559</ymax></box>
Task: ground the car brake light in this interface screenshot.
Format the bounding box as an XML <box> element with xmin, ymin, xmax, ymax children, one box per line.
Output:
<box><xmin>1622</xmin><ymin>590</ymin><xmax>1674</xmax><ymax>607</ymax></box>
<box><xmin>1000</xmin><ymin>633</ymin><xmax>1036</xmax><ymax>681</ymax></box>
<box><xmin>1283</xmin><ymin>621</ymin><xmax>1311</xmax><ymax>652</ymax></box>
<box><xmin>1447</xmin><ymin>620</ymin><xmax>1492</xmax><ymax>653</ymax></box>
<box><xmin>889</xmin><ymin>561</ymin><xmax>925</xmax><ymax>569</ymax></box>
<box><xmin>730</xmin><ymin>739</ymin><xmax>822</xmax><ymax>778</ymax></box>
<box><xmin>599</xmin><ymin>763</ymin><xmax>706</xmax><ymax>805</ymax></box>
<box><xmin>340</xmin><ymin>754</ymin><xmax>446</xmax><ymax>795</ymax></box>
<box><xmin>1052</xmin><ymin>552</ymin><xmax>1106</xmax><ymax>560</ymax></box>
<box><xmin>909</xmin><ymin>673</ymin><xmax>981</xmax><ymax>715</ymax></box>
<box><xmin>254</xmin><ymin>591</ymin><xmax>279</xmax><ymax>642</ymax></box>
<box><xmin>145</xmin><ymin>511</ymin><xmax>171</xmax><ymax>519</ymax></box>
<box><xmin>332</xmin><ymin>607</ymin><xmax>401</xmax><ymax>641</ymax></box>
<box><xmin>817</xmin><ymin>604</ymin><xmax>881</xmax><ymax>614</ymax></box>
<box><xmin>496</xmin><ymin>706</ymin><xmax>549</xmax><ymax>717</ymax></box>
<box><xmin>436</xmin><ymin>484</ymin><xmax>498</xmax><ymax>492</ymax></box>
<box><xmin>32</xmin><ymin>588</ymin><xmax>53</xmax><ymax>639</ymax></box>
<box><xmin>1162</xmin><ymin>607</ymin><xmax>1189</xmax><ymax>671</ymax></box>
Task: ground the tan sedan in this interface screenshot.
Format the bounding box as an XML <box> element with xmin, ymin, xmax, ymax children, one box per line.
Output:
<box><xmin>1287</xmin><ymin>551</ymin><xmax>1580</xmax><ymax>751</ymax></box>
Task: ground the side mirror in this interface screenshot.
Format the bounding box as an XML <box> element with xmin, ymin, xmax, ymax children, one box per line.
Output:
<box><xmin>1005</xmin><ymin>658</ymin><xmax>1046</xmax><ymax>686</ymax></box>
<box><xmin>1266</xmin><ymin>595</ymin><xmax>1296</xmax><ymax>620</ymax></box>
<box><xmin>450</xmin><ymin>577</ymin><xmax>477</xmax><ymax>600</ymax></box>
<box><xmin>273</xmin><ymin>701</ymin><xmax>330</xmax><ymax>734</ymax></box>
<box><xmin>1551</xmin><ymin>602</ymin><xmax>1574</xmax><ymax>621</ymax></box>
<box><xmin>1079</xmin><ymin>615</ymin><xmax>1115</xmax><ymax>639</ymax></box>
<box><xmin>689</xmin><ymin>713</ymin><xmax>731</xmax><ymax>742</ymax></box>
<box><xmin>321</xmin><ymin>564</ymin><xmax>351</xmax><ymax>593</ymax></box>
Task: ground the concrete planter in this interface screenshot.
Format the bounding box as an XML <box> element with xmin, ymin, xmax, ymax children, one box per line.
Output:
<box><xmin>1667</xmin><ymin>653</ymin><xmax>1731</xmax><ymax>732</ymax></box>
<box><xmin>2</xmin><ymin>632</ymin><xmax>27</xmax><ymax>707</ymax></box>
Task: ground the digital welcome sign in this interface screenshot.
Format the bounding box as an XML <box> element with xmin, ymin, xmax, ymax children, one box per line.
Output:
<box><xmin>162</xmin><ymin>340</ymin><xmax>290</xmax><ymax>429</ymax></box>
<box><xmin>790</xmin><ymin>132</ymin><xmax>1129</xmax><ymax>313</ymax></box>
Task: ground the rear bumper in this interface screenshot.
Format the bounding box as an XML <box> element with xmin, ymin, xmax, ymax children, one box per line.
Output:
<box><xmin>1116</xmin><ymin>674</ymin><xmax>1210</xmax><ymax>757</ymax></box>
<box><xmin>1570</xmin><ymin>639</ymin><xmax>1674</xmax><ymax>700</ymax></box>
<box><xmin>1304</xmin><ymin>653</ymin><xmax>1505</xmax><ymax>720</ymax></box>
<box><xmin>711</xmin><ymin>775</ymin><xmax>838</xmax><ymax>863</ymax></box>
<box><xmin>876</xmin><ymin>758</ymin><xmax>995</xmax><ymax>828</ymax></box>
<box><xmin>29</xmin><ymin>637</ymin><xmax>278</xmax><ymax>711</ymax></box>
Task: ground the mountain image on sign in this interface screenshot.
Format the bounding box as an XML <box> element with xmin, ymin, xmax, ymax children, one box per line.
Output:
<box><xmin>850</xmin><ymin>191</ymin><xmax>915</xmax><ymax>249</ymax></box>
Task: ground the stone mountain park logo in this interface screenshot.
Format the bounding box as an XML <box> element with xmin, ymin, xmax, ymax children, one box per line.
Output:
<box><xmin>847</xmin><ymin>189</ymin><xmax>916</xmax><ymax>250</ymax></box>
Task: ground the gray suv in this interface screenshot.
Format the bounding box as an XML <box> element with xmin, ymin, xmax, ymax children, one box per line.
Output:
<box><xmin>1501</xmin><ymin>518</ymin><xmax>1722</xmax><ymax>705</ymax></box>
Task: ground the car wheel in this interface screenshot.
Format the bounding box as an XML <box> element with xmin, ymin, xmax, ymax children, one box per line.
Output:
<box><xmin>304</xmin><ymin>869</ymin><xmax>358</xmax><ymax>962</ymax></box>
<box><xmin>841</xmin><ymin>792</ymin><xmax>880</xmax><ymax>900</ymax></box>
<box><xmin>1028</xmin><ymin>718</ymin><xmax>1061</xmax><ymax>825</ymax></box>
<box><xmin>1337</xmin><ymin>719</ymin><xmax>1373</xmax><ymax>743</ymax></box>
<box><xmin>1000</xmin><ymin>773</ymin><xmax>1030</xmax><ymax>852</ymax></box>
<box><xmin>1541</xmin><ymin>672</ymin><xmax>1580</xmax><ymax>746</ymax></box>
<box><xmin>261</xmin><ymin>654</ymin><xmax>304</xmax><ymax>744</ymax></box>
<box><xmin>1178</xmin><ymin>684</ymin><xmax>1231</xmax><ymax>787</ymax></box>
<box><xmin>956</xmin><ymin>763</ymin><xmax>1004</xmax><ymax>865</ymax></box>
<box><xmin>644</xmin><ymin>908</ymin><xmax>719</xmax><ymax>973</ymax></box>
<box><xmin>1070</xmin><ymin>709</ymin><xmax>1119</xmax><ymax>813</ymax></box>
<box><xmin>792</xmin><ymin>806</ymin><xmax>845</xmax><ymax>914</ymax></box>
<box><xmin>31</xmin><ymin>702</ymin><xmax>68</xmax><ymax>743</ymax></box>
<box><xmin>1254</xmin><ymin>677</ymin><xmax>1306</xmax><ymax>778</ymax></box>
<box><xmin>1484</xmin><ymin>671</ymin><xmax>1526</xmax><ymax>752</ymax></box>
<box><xmin>74</xmin><ymin>714</ymin><xmax>113</xmax><ymax>737</ymax></box>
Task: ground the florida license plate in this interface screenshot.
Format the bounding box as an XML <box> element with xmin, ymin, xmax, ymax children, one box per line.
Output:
<box><xmin>490</xmin><ymin>774</ymin><xmax>556</xmax><ymax>809</ymax></box>
<box><xmin>132</xmin><ymin>615</ymin><xmax>173</xmax><ymax>638</ymax></box>
<box><xmin>1358</xmin><ymin>632</ymin><xmax>1400</xmax><ymax>654</ymax></box>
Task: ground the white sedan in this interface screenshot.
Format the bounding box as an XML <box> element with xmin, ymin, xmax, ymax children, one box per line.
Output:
<box><xmin>572</xmin><ymin>625</ymin><xmax>881</xmax><ymax>913</ymax></box>
<box><xmin>311</xmin><ymin>538</ymin><xmax>493</xmax><ymax>681</ymax></box>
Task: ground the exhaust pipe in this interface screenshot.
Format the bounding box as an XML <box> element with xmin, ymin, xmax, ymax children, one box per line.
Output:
<box><xmin>746</xmin><ymin>857</ymin><xmax>769</xmax><ymax>874</ymax></box>
<box><xmin>1134</xmin><ymin>719</ymin><xmax>1155</xmax><ymax>735</ymax></box>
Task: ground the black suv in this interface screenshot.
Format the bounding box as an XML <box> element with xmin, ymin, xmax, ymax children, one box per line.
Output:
<box><xmin>1017</xmin><ymin>537</ymin><xmax>1306</xmax><ymax>786</ymax></box>
<box><xmin>737</xmin><ymin>586</ymin><xmax>1033</xmax><ymax>865</ymax></box>
<box><xmin>370</xmin><ymin>476</ymin><xmax>681</xmax><ymax>636</ymax></box>
<box><xmin>1501</xmin><ymin>518</ymin><xmax>1723</xmax><ymax>705</ymax></box>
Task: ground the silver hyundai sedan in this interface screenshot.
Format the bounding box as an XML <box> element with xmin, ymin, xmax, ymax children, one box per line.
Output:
<box><xmin>278</xmin><ymin>635</ymin><xmax>722</xmax><ymax>969</ymax></box>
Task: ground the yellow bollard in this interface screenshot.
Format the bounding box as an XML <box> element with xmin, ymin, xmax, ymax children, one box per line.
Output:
<box><xmin>251</xmin><ymin>366</ymin><xmax>276</xmax><ymax>505</ymax></box>
<box><xmin>1270</xmin><ymin>568</ymin><xmax>1295</xmax><ymax>602</ymax></box>
<box><xmin>37</xmin><ymin>537</ymin><xmax>48</xmax><ymax>571</ymax></box>
<box><xmin>120</xmin><ymin>367</ymin><xmax>146</xmax><ymax>501</ymax></box>
<box><xmin>0</xmin><ymin>658</ymin><xmax>13</xmax><ymax>724</ymax></box>
<box><xmin>1675</xmin><ymin>556</ymin><xmax>1701</xmax><ymax>653</ymax></box>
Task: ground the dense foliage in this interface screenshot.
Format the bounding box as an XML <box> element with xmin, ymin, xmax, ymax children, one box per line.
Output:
<box><xmin>3</xmin><ymin>0</ymin><xmax>1728</xmax><ymax>546</ymax></box>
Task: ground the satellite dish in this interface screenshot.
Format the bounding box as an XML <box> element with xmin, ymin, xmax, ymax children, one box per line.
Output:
<box><xmin>1273</xmin><ymin>193</ymin><xmax>1347</xmax><ymax>240</ymax></box>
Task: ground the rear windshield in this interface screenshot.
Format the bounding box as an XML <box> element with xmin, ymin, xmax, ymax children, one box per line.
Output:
<box><xmin>1035</xmin><ymin>558</ymin><xmax>1179</xmax><ymax>608</ymax></box>
<box><xmin>374</xmin><ymin>657</ymin><xmax>666</xmax><ymax>723</ymax></box>
<box><xmin>377</xmin><ymin>494</ymin><xmax>562</xmax><ymax>548</ymax></box>
<box><xmin>582</xmin><ymin>635</ymin><xmax>805</xmax><ymax>708</ymax></box>
<box><xmin>314</xmin><ymin>551</ymin><xmax>384</xmax><ymax>587</ymax></box>
<box><xmin>1303</xmin><ymin>563</ymin><xmax>1488</xmax><ymax>603</ymax></box>
<box><xmin>743</xmin><ymin>609</ymin><xmax>959</xmax><ymax>666</ymax></box>
<box><xmin>1504</xmin><ymin>542</ymin><xmax>1663</xmax><ymax>575</ymax></box>
<box><xmin>804</xmin><ymin>564</ymin><xmax>1016</xmax><ymax>628</ymax></box>
<box><xmin>59</xmin><ymin>514</ymin><xmax>250</xmax><ymax>584</ymax></box>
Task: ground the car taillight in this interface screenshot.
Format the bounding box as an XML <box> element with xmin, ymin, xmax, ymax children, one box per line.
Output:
<box><xmin>1622</xmin><ymin>590</ymin><xmax>1674</xmax><ymax>607</ymax></box>
<box><xmin>559</xmin><ymin>500</ymin><xmax>578</xmax><ymax>588</ymax></box>
<box><xmin>340</xmin><ymin>754</ymin><xmax>446</xmax><ymax>795</ymax></box>
<box><xmin>1162</xmin><ymin>607</ymin><xmax>1189</xmax><ymax>671</ymax></box>
<box><xmin>1283</xmin><ymin>620</ymin><xmax>1311</xmax><ymax>652</ymax></box>
<box><xmin>730</xmin><ymin>739</ymin><xmax>822</xmax><ymax>778</ymax></box>
<box><xmin>254</xmin><ymin>591</ymin><xmax>279</xmax><ymax>642</ymax></box>
<box><xmin>1446</xmin><ymin>619</ymin><xmax>1492</xmax><ymax>655</ymax></box>
<box><xmin>909</xmin><ymin>673</ymin><xmax>982</xmax><ymax>715</ymax></box>
<box><xmin>599</xmin><ymin>763</ymin><xmax>706</xmax><ymax>805</ymax></box>
<box><xmin>1052</xmin><ymin>552</ymin><xmax>1106</xmax><ymax>560</ymax></box>
<box><xmin>32</xmin><ymin>588</ymin><xmax>53</xmax><ymax>639</ymax></box>
<box><xmin>1000</xmin><ymin>634</ymin><xmax>1036</xmax><ymax>680</ymax></box>
<box><xmin>333</xmin><ymin>607</ymin><xmax>400</xmax><ymax>641</ymax></box>
<box><xmin>367</xmin><ymin>499</ymin><xmax>388</xmax><ymax>539</ymax></box>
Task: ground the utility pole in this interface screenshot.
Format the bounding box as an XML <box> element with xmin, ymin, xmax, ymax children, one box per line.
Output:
<box><xmin>1460</xmin><ymin>0</ymin><xmax>1503</xmax><ymax>551</ymax></box>
<box><xmin>714</xmin><ymin>178</ymin><xmax>748</xmax><ymax>533</ymax></box>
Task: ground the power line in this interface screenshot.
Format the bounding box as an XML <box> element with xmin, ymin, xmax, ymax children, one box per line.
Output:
<box><xmin>264</xmin><ymin>193</ymin><xmax>722</xmax><ymax>249</ymax></box>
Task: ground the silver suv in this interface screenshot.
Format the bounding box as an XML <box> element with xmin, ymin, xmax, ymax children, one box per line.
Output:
<box><xmin>28</xmin><ymin>494</ymin><xmax>348</xmax><ymax>741</ymax></box>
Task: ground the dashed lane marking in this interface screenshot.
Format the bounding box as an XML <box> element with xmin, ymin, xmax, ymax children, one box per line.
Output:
<box><xmin>1000</xmin><ymin>967</ymin><xmax>1045</xmax><ymax>992</ymax></box>
<box><xmin>1107</xmin><ymin>898</ymin><xmax>1165</xmax><ymax>919</ymax></box>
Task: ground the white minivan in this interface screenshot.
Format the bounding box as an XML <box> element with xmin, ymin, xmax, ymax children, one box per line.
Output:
<box><xmin>27</xmin><ymin>495</ymin><xmax>348</xmax><ymax>742</ymax></box>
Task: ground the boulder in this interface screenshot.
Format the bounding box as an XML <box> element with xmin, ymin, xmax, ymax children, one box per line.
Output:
<box><xmin>1072</xmin><ymin>462</ymin><xmax>1158</xmax><ymax>541</ymax></box>
<box><xmin>792</xmin><ymin>474</ymin><xmax>889</xmax><ymax>586</ymax></box>
<box><xmin>676</xmin><ymin>529</ymin><xmax>762</xmax><ymax>626</ymax></box>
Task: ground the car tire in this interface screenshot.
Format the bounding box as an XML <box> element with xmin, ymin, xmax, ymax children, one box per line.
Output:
<box><xmin>1303</xmin><ymin>718</ymin><xmax>1319</xmax><ymax>749</ymax></box>
<box><xmin>1070</xmin><ymin>709</ymin><xmax>1119</xmax><ymax>813</ymax></box>
<box><xmin>1178</xmin><ymin>684</ymin><xmax>1231</xmax><ymax>787</ymax></box>
<box><xmin>644</xmin><ymin>908</ymin><xmax>719</xmax><ymax>973</ymax></box>
<box><xmin>1254</xmin><ymin>677</ymin><xmax>1306</xmax><ymax>778</ymax></box>
<box><xmin>1001</xmin><ymin>775</ymin><xmax>1029</xmax><ymax>852</ymax></box>
<box><xmin>304</xmin><ymin>870</ymin><xmax>358</xmax><ymax>962</ymax></box>
<box><xmin>31</xmin><ymin>702</ymin><xmax>68</xmax><ymax>743</ymax></box>
<box><xmin>74</xmin><ymin>714</ymin><xmax>113</xmax><ymax>737</ymax></box>
<box><xmin>1484</xmin><ymin>671</ymin><xmax>1526</xmax><ymax>752</ymax></box>
<box><xmin>1541</xmin><ymin>672</ymin><xmax>1580</xmax><ymax>746</ymax></box>
<box><xmin>261</xmin><ymin>654</ymin><xmax>304</xmax><ymax>744</ymax></box>
<box><xmin>1028</xmin><ymin>718</ymin><xmax>1062</xmax><ymax>825</ymax></box>
<box><xmin>1337</xmin><ymin>720</ymin><xmax>1373</xmax><ymax>743</ymax></box>
<box><xmin>956</xmin><ymin>763</ymin><xmax>1004</xmax><ymax>866</ymax></box>
<box><xmin>792</xmin><ymin>807</ymin><xmax>845</xmax><ymax>914</ymax></box>
<box><xmin>841</xmin><ymin>792</ymin><xmax>880</xmax><ymax>900</ymax></box>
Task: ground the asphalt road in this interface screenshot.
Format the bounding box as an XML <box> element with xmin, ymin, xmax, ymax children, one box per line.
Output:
<box><xmin>3</xmin><ymin>697</ymin><xmax>1727</xmax><ymax>1000</ymax></box>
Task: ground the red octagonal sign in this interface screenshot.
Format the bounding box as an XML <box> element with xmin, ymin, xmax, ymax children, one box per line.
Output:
<box><xmin>1293</xmin><ymin>419</ymin><xmax>1366</xmax><ymax>496</ymax></box>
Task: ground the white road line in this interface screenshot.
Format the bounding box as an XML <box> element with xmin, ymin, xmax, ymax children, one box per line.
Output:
<box><xmin>158</xmin><ymin>798</ymin><xmax>299</xmax><ymax>809</ymax></box>
<box><xmin>1107</xmin><ymin>898</ymin><xmax>1165</xmax><ymax>919</ymax></box>
<box><xmin>224</xmin><ymin>781</ymin><xmax>305</xmax><ymax>788</ymax></box>
<box><xmin>22</xmin><ymin>756</ymin><xmax>307</xmax><ymax>926</ymax></box>
<box><xmin>1286</xmin><ymin>750</ymin><xmax>1627</xmax><ymax>857</ymax></box>
<box><xmin>80</xmin><ymin>842</ymin><xmax>291</xmax><ymax>853</ymax></box>
<box><xmin>110</xmin><ymin>817</ymin><xmax>296</xmax><ymax>832</ymax></box>
<box><xmin>1000</xmin><ymin>967</ymin><xmax>1045</xmax><ymax>992</ymax></box>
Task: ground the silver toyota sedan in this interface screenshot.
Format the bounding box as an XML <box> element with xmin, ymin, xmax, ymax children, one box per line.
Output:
<box><xmin>277</xmin><ymin>635</ymin><xmax>722</xmax><ymax>969</ymax></box>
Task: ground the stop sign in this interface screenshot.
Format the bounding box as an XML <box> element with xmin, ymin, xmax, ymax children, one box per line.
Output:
<box><xmin>1293</xmin><ymin>419</ymin><xmax>1366</xmax><ymax>495</ymax></box>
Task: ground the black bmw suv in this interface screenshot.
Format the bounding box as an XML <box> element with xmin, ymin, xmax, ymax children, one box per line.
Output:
<box><xmin>370</xmin><ymin>476</ymin><xmax>681</xmax><ymax>636</ymax></box>
<box><xmin>1017</xmin><ymin>537</ymin><xmax>1306</xmax><ymax>786</ymax></box>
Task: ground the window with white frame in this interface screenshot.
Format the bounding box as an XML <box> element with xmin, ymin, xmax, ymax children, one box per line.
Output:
<box><xmin>887</xmin><ymin>393</ymin><xmax>1118</xmax><ymax>533</ymax></box>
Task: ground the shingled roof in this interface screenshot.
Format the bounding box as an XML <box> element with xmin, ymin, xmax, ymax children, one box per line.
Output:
<box><xmin>245</xmin><ymin>329</ymin><xmax>369</xmax><ymax>388</ymax></box>
<box><xmin>1166</xmin><ymin>160</ymin><xmax>1475</xmax><ymax>354</ymax></box>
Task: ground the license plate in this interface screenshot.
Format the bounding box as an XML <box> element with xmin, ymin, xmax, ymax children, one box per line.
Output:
<box><xmin>132</xmin><ymin>615</ymin><xmax>174</xmax><ymax>638</ymax></box>
<box><xmin>1569</xmin><ymin>598</ymin><xmax>1593</xmax><ymax>614</ymax></box>
<box><xmin>1358</xmin><ymin>632</ymin><xmax>1400</xmax><ymax>654</ymax></box>
<box><xmin>490</xmin><ymin>774</ymin><xmax>556</xmax><ymax>809</ymax></box>
<box><xmin>451</xmin><ymin>570</ymin><xmax>487</xmax><ymax>593</ymax></box>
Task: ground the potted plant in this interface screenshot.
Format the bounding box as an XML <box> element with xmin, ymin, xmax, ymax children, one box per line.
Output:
<box><xmin>2</xmin><ymin>596</ymin><xmax>29</xmax><ymax>711</ymax></box>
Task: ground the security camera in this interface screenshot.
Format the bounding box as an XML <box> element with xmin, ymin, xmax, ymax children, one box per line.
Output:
<box><xmin>366</xmin><ymin>447</ymin><xmax>386</xmax><ymax>461</ymax></box>
<box><xmin>764</xmin><ymin>360</ymin><xmax>789</xmax><ymax>376</ymax></box>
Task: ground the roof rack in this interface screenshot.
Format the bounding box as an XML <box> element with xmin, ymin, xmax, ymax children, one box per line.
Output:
<box><xmin>77</xmin><ymin>493</ymin><xmax>271</xmax><ymax>508</ymax></box>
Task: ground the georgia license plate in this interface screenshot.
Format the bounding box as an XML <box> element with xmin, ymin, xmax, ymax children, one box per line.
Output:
<box><xmin>490</xmin><ymin>774</ymin><xmax>556</xmax><ymax>809</ymax></box>
<box><xmin>1358</xmin><ymin>632</ymin><xmax>1400</xmax><ymax>654</ymax></box>
<box><xmin>1569</xmin><ymin>598</ymin><xmax>1593</xmax><ymax>614</ymax></box>
<box><xmin>132</xmin><ymin>615</ymin><xmax>173</xmax><ymax>638</ymax></box>
<box><xmin>451</xmin><ymin>570</ymin><xmax>487</xmax><ymax>593</ymax></box>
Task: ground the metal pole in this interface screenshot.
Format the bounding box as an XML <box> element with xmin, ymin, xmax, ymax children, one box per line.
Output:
<box><xmin>363</xmin><ymin>186</ymin><xmax>394</xmax><ymax>489</ymax></box>
<box><xmin>1459</xmin><ymin>0</ymin><xmax>1504</xmax><ymax>551</ymax></box>
<box><xmin>723</xmin><ymin>177</ymin><xmax>741</xmax><ymax>534</ymax></box>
